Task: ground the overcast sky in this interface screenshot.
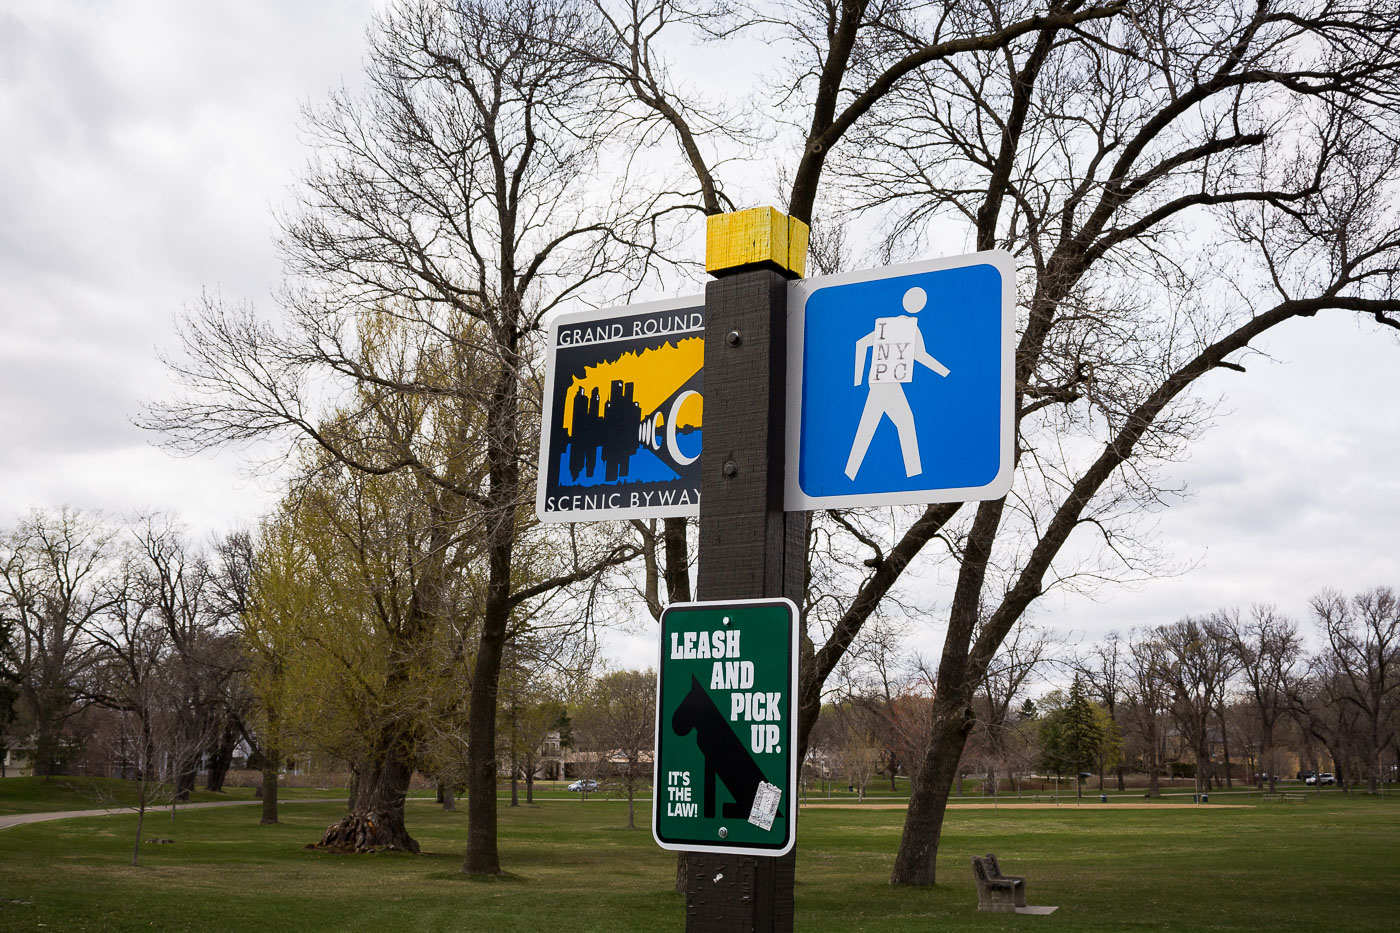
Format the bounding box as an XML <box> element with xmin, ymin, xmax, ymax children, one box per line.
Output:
<box><xmin>3</xmin><ymin>1</ymin><xmax>1396</xmax><ymax>672</ymax></box>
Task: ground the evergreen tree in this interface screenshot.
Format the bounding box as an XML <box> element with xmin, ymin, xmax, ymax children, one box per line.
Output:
<box><xmin>1038</xmin><ymin>677</ymin><xmax>1105</xmax><ymax>798</ymax></box>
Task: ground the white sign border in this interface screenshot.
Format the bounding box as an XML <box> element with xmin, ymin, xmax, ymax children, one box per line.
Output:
<box><xmin>651</xmin><ymin>597</ymin><xmax>800</xmax><ymax>859</ymax></box>
<box><xmin>784</xmin><ymin>250</ymin><xmax>1016</xmax><ymax>511</ymax></box>
<box><xmin>535</xmin><ymin>293</ymin><xmax>705</xmax><ymax>524</ymax></box>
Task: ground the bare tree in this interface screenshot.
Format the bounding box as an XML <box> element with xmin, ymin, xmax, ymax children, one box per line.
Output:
<box><xmin>493</xmin><ymin>616</ymin><xmax>592</xmax><ymax>808</ymax></box>
<box><xmin>1158</xmin><ymin>616</ymin><xmax>1238</xmax><ymax>794</ymax></box>
<box><xmin>575</xmin><ymin>668</ymin><xmax>657</xmax><ymax>829</ymax></box>
<box><xmin>1121</xmin><ymin>630</ymin><xmax>1171</xmax><ymax>797</ymax></box>
<box><xmin>83</xmin><ymin>571</ymin><xmax>218</xmax><ymax>866</ymax></box>
<box><xmin>829</xmin><ymin>612</ymin><xmax>931</xmax><ymax>790</ymax></box>
<box><xmin>130</xmin><ymin>517</ymin><xmax>236</xmax><ymax>802</ymax></box>
<box><xmin>975</xmin><ymin>621</ymin><xmax>1055</xmax><ymax>795</ymax></box>
<box><xmin>1075</xmin><ymin>632</ymin><xmax>1128</xmax><ymax>791</ymax></box>
<box><xmin>830</xmin><ymin>709</ymin><xmax>882</xmax><ymax>800</ymax></box>
<box><xmin>1309</xmin><ymin>587</ymin><xmax>1400</xmax><ymax>793</ymax></box>
<box><xmin>584</xmin><ymin>0</ymin><xmax>1400</xmax><ymax>885</ymax></box>
<box><xmin>144</xmin><ymin>0</ymin><xmax>657</xmax><ymax>874</ymax></box>
<box><xmin>0</xmin><ymin>509</ymin><xmax>114</xmax><ymax>776</ymax></box>
<box><xmin>1219</xmin><ymin>605</ymin><xmax>1303</xmax><ymax>792</ymax></box>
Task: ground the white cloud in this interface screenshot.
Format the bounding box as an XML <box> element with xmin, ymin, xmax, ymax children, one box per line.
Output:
<box><xmin>0</xmin><ymin>0</ymin><xmax>375</xmax><ymax>532</ymax></box>
<box><xmin>1</xmin><ymin>0</ymin><xmax>1395</xmax><ymax>672</ymax></box>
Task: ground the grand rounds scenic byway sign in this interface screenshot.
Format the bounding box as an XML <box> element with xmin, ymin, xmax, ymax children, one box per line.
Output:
<box><xmin>535</xmin><ymin>295</ymin><xmax>704</xmax><ymax>522</ymax></box>
<box><xmin>652</xmin><ymin>598</ymin><xmax>798</xmax><ymax>857</ymax></box>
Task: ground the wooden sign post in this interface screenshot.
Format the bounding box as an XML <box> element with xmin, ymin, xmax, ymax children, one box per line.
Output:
<box><xmin>685</xmin><ymin>207</ymin><xmax>807</xmax><ymax>933</ymax></box>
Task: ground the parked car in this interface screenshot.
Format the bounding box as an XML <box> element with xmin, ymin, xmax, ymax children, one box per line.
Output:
<box><xmin>1305</xmin><ymin>772</ymin><xmax>1336</xmax><ymax>786</ymax></box>
<box><xmin>568</xmin><ymin>779</ymin><xmax>599</xmax><ymax>793</ymax></box>
<box><xmin>1297</xmin><ymin>770</ymin><xmax>1316</xmax><ymax>781</ymax></box>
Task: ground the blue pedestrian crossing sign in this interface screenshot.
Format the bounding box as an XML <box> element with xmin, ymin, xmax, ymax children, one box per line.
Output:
<box><xmin>785</xmin><ymin>251</ymin><xmax>1014</xmax><ymax>510</ymax></box>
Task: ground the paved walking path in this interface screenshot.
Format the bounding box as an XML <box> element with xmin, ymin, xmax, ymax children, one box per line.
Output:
<box><xmin>0</xmin><ymin>798</ymin><xmax>348</xmax><ymax>832</ymax></box>
<box><xmin>801</xmin><ymin>801</ymin><xmax>1253</xmax><ymax>810</ymax></box>
<box><xmin>0</xmin><ymin>794</ymin><xmax>619</xmax><ymax>831</ymax></box>
<box><xmin>3</xmin><ymin>793</ymin><xmax>1265</xmax><ymax>830</ymax></box>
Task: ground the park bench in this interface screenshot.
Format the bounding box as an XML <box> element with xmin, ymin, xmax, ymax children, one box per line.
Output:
<box><xmin>1261</xmin><ymin>793</ymin><xmax>1283</xmax><ymax>802</ymax></box>
<box><xmin>971</xmin><ymin>853</ymin><xmax>1026</xmax><ymax>912</ymax></box>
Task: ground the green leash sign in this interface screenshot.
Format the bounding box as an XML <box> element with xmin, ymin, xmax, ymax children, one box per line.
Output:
<box><xmin>652</xmin><ymin>598</ymin><xmax>798</xmax><ymax>857</ymax></box>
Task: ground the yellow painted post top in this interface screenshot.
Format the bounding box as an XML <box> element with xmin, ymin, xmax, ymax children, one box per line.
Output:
<box><xmin>706</xmin><ymin>207</ymin><xmax>808</xmax><ymax>278</ymax></box>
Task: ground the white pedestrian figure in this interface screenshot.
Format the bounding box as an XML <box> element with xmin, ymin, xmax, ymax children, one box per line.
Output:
<box><xmin>844</xmin><ymin>286</ymin><xmax>950</xmax><ymax>480</ymax></box>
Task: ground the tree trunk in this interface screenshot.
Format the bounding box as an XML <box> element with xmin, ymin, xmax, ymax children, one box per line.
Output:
<box><xmin>132</xmin><ymin>792</ymin><xmax>147</xmax><ymax>867</ymax></box>
<box><xmin>510</xmin><ymin>760</ymin><xmax>519</xmax><ymax>808</ymax></box>
<box><xmin>460</xmin><ymin>331</ymin><xmax>520</xmax><ymax>876</ymax></box>
<box><xmin>1116</xmin><ymin>764</ymin><xmax>1125</xmax><ymax>792</ymax></box>
<box><xmin>461</xmin><ymin>588</ymin><xmax>509</xmax><ymax>874</ymax></box>
<box><xmin>525</xmin><ymin>770</ymin><xmax>534</xmax><ymax>804</ymax></box>
<box><xmin>662</xmin><ymin>516</ymin><xmax>691</xmax><ymax>602</ymax></box>
<box><xmin>315</xmin><ymin>744</ymin><xmax>418</xmax><ymax>853</ymax></box>
<box><xmin>175</xmin><ymin>763</ymin><xmax>198</xmax><ymax>802</ymax></box>
<box><xmin>1220</xmin><ymin>709</ymin><xmax>1233</xmax><ymax>788</ymax></box>
<box><xmin>890</xmin><ymin>700</ymin><xmax>970</xmax><ymax>885</ymax></box>
<box><xmin>205</xmin><ymin>722</ymin><xmax>237</xmax><ymax>792</ymax></box>
<box><xmin>33</xmin><ymin>715</ymin><xmax>59</xmax><ymax>778</ymax></box>
<box><xmin>442</xmin><ymin>782</ymin><xmax>456</xmax><ymax>812</ymax></box>
<box><xmin>1370</xmin><ymin>734</ymin><xmax>1381</xmax><ymax>794</ymax></box>
<box><xmin>260</xmin><ymin>766</ymin><xmax>279</xmax><ymax>825</ymax></box>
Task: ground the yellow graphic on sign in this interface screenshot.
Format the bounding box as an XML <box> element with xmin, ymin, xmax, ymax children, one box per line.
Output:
<box><xmin>562</xmin><ymin>337</ymin><xmax>703</xmax><ymax>432</ymax></box>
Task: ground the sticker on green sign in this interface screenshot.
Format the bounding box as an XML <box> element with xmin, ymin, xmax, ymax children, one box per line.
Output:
<box><xmin>652</xmin><ymin>598</ymin><xmax>798</xmax><ymax>857</ymax></box>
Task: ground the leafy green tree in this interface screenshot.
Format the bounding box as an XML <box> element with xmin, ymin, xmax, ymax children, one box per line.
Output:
<box><xmin>246</xmin><ymin>456</ymin><xmax>476</xmax><ymax>853</ymax></box>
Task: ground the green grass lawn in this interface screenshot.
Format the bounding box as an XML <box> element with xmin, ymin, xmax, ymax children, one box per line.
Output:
<box><xmin>0</xmin><ymin>790</ymin><xmax>1395</xmax><ymax>931</ymax></box>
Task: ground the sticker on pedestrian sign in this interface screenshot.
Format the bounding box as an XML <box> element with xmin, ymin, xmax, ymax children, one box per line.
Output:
<box><xmin>536</xmin><ymin>295</ymin><xmax>704</xmax><ymax>522</ymax></box>
<box><xmin>652</xmin><ymin>599</ymin><xmax>798</xmax><ymax>857</ymax></box>
<box><xmin>747</xmin><ymin>781</ymin><xmax>781</xmax><ymax>831</ymax></box>
<box><xmin>785</xmin><ymin>251</ymin><xmax>1014</xmax><ymax>510</ymax></box>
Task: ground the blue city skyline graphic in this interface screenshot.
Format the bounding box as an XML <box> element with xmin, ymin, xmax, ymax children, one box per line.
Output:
<box><xmin>798</xmin><ymin>263</ymin><xmax>1004</xmax><ymax>499</ymax></box>
<box><xmin>556</xmin><ymin>430</ymin><xmax>701</xmax><ymax>488</ymax></box>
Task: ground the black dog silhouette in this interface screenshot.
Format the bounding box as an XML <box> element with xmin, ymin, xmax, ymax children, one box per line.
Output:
<box><xmin>671</xmin><ymin>674</ymin><xmax>772</xmax><ymax>819</ymax></box>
